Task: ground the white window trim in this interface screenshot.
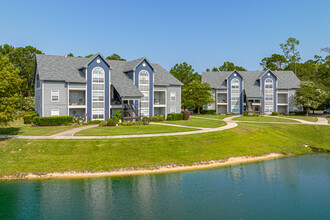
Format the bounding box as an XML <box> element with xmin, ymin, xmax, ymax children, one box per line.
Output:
<box><xmin>92</xmin><ymin>67</ymin><xmax>105</xmax><ymax>120</ymax></box>
<box><xmin>264</xmin><ymin>78</ymin><xmax>274</xmax><ymax>113</ymax></box>
<box><xmin>170</xmin><ymin>92</ymin><xmax>176</xmax><ymax>102</ymax></box>
<box><xmin>51</xmin><ymin>109</ymin><xmax>59</xmax><ymax>116</ymax></box>
<box><xmin>139</xmin><ymin>70</ymin><xmax>150</xmax><ymax>117</ymax></box>
<box><xmin>170</xmin><ymin>107</ymin><xmax>176</xmax><ymax>113</ymax></box>
<box><xmin>51</xmin><ymin>90</ymin><xmax>59</xmax><ymax>102</ymax></box>
<box><xmin>231</xmin><ymin>78</ymin><xmax>240</xmax><ymax>114</ymax></box>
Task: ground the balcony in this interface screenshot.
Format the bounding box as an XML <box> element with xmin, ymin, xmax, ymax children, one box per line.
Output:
<box><xmin>69</xmin><ymin>90</ymin><xmax>85</xmax><ymax>107</ymax></box>
<box><xmin>154</xmin><ymin>91</ymin><xmax>166</xmax><ymax>106</ymax></box>
<box><xmin>217</xmin><ymin>93</ymin><xmax>227</xmax><ymax>105</ymax></box>
<box><xmin>278</xmin><ymin>94</ymin><xmax>288</xmax><ymax>105</ymax></box>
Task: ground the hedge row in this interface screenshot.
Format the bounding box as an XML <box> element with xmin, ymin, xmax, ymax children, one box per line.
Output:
<box><xmin>167</xmin><ymin>113</ymin><xmax>184</xmax><ymax>121</ymax></box>
<box><xmin>289</xmin><ymin>111</ymin><xmax>307</xmax><ymax>115</ymax></box>
<box><xmin>150</xmin><ymin>115</ymin><xmax>165</xmax><ymax>122</ymax></box>
<box><xmin>33</xmin><ymin>116</ymin><xmax>73</xmax><ymax>126</ymax></box>
<box><xmin>200</xmin><ymin>110</ymin><xmax>216</xmax><ymax>114</ymax></box>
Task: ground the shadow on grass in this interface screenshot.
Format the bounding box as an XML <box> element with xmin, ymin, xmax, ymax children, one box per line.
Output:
<box><xmin>0</xmin><ymin>127</ymin><xmax>21</xmax><ymax>135</ymax></box>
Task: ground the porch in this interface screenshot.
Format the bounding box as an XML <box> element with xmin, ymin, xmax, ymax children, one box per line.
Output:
<box><xmin>69</xmin><ymin>90</ymin><xmax>85</xmax><ymax>107</ymax></box>
<box><xmin>154</xmin><ymin>91</ymin><xmax>166</xmax><ymax>106</ymax></box>
<box><xmin>246</xmin><ymin>99</ymin><xmax>261</xmax><ymax>114</ymax></box>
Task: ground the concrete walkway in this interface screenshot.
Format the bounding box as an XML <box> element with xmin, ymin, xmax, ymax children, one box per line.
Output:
<box><xmin>0</xmin><ymin>116</ymin><xmax>240</xmax><ymax>140</ymax></box>
<box><xmin>0</xmin><ymin>115</ymin><xmax>328</xmax><ymax>140</ymax></box>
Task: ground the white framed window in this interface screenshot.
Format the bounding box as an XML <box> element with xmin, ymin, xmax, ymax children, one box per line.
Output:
<box><xmin>92</xmin><ymin>67</ymin><xmax>105</xmax><ymax>120</ymax></box>
<box><xmin>170</xmin><ymin>92</ymin><xmax>176</xmax><ymax>101</ymax></box>
<box><xmin>170</xmin><ymin>107</ymin><xmax>176</xmax><ymax>113</ymax></box>
<box><xmin>139</xmin><ymin>70</ymin><xmax>149</xmax><ymax>117</ymax></box>
<box><xmin>231</xmin><ymin>78</ymin><xmax>240</xmax><ymax>114</ymax></box>
<box><xmin>51</xmin><ymin>90</ymin><xmax>59</xmax><ymax>102</ymax></box>
<box><xmin>264</xmin><ymin>78</ymin><xmax>274</xmax><ymax>113</ymax></box>
<box><xmin>51</xmin><ymin>109</ymin><xmax>59</xmax><ymax>116</ymax></box>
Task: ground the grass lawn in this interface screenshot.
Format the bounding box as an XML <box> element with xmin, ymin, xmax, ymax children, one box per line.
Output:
<box><xmin>0</xmin><ymin>119</ymin><xmax>79</xmax><ymax>136</ymax></box>
<box><xmin>233</xmin><ymin>116</ymin><xmax>298</xmax><ymax>123</ymax></box>
<box><xmin>191</xmin><ymin>114</ymin><xmax>230</xmax><ymax>119</ymax></box>
<box><xmin>162</xmin><ymin>117</ymin><xmax>227</xmax><ymax>128</ymax></box>
<box><xmin>75</xmin><ymin>124</ymin><xmax>198</xmax><ymax>136</ymax></box>
<box><xmin>0</xmin><ymin>123</ymin><xmax>329</xmax><ymax>176</ymax></box>
<box><xmin>283</xmin><ymin>116</ymin><xmax>318</xmax><ymax>122</ymax></box>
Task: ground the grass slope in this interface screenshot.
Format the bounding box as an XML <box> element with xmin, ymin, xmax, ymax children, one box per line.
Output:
<box><xmin>162</xmin><ymin>117</ymin><xmax>226</xmax><ymax>128</ymax></box>
<box><xmin>1</xmin><ymin>123</ymin><xmax>329</xmax><ymax>176</ymax></box>
<box><xmin>75</xmin><ymin>124</ymin><xmax>197</xmax><ymax>136</ymax></box>
<box><xmin>0</xmin><ymin>120</ymin><xmax>79</xmax><ymax>136</ymax></box>
<box><xmin>233</xmin><ymin>116</ymin><xmax>298</xmax><ymax>123</ymax></box>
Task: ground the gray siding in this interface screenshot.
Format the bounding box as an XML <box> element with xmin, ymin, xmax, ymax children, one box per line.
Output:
<box><xmin>289</xmin><ymin>89</ymin><xmax>298</xmax><ymax>111</ymax></box>
<box><xmin>69</xmin><ymin>83</ymin><xmax>86</xmax><ymax>89</ymax></box>
<box><xmin>34</xmin><ymin>86</ymin><xmax>42</xmax><ymax>116</ymax></box>
<box><xmin>43</xmin><ymin>81</ymin><xmax>68</xmax><ymax>117</ymax></box>
<box><xmin>167</xmin><ymin>86</ymin><xmax>181</xmax><ymax>113</ymax></box>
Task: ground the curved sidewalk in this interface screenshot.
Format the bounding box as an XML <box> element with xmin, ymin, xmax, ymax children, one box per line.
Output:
<box><xmin>0</xmin><ymin>116</ymin><xmax>239</xmax><ymax>140</ymax></box>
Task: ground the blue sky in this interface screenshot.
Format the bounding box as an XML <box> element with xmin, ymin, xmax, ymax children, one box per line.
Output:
<box><xmin>1</xmin><ymin>0</ymin><xmax>329</xmax><ymax>73</ymax></box>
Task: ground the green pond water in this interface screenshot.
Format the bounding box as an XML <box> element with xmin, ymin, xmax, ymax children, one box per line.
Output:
<box><xmin>0</xmin><ymin>154</ymin><xmax>329</xmax><ymax>219</ymax></box>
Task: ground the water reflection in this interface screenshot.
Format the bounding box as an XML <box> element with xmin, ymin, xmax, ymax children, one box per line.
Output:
<box><xmin>0</xmin><ymin>154</ymin><xmax>329</xmax><ymax>219</ymax></box>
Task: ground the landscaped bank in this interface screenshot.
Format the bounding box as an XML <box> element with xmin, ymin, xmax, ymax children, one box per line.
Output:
<box><xmin>1</xmin><ymin>123</ymin><xmax>329</xmax><ymax>179</ymax></box>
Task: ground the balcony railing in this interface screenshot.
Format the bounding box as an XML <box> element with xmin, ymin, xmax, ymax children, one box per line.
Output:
<box><xmin>69</xmin><ymin>99</ymin><xmax>85</xmax><ymax>106</ymax></box>
<box><xmin>111</xmin><ymin>100</ymin><xmax>122</xmax><ymax>105</ymax></box>
<box><xmin>154</xmin><ymin>99</ymin><xmax>165</xmax><ymax>105</ymax></box>
<box><xmin>217</xmin><ymin>100</ymin><xmax>227</xmax><ymax>104</ymax></box>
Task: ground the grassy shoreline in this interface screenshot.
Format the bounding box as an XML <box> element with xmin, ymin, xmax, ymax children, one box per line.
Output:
<box><xmin>1</xmin><ymin>123</ymin><xmax>329</xmax><ymax>179</ymax></box>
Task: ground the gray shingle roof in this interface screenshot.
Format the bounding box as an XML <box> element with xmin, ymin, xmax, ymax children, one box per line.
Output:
<box><xmin>202</xmin><ymin>70</ymin><xmax>300</xmax><ymax>98</ymax></box>
<box><xmin>35</xmin><ymin>54</ymin><xmax>182</xmax><ymax>97</ymax></box>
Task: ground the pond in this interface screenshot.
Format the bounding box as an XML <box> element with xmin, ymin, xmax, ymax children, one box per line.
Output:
<box><xmin>0</xmin><ymin>154</ymin><xmax>329</xmax><ymax>219</ymax></box>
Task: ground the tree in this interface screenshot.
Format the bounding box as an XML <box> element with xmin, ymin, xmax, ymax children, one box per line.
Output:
<box><xmin>181</xmin><ymin>80</ymin><xmax>214</xmax><ymax>114</ymax></box>
<box><xmin>295</xmin><ymin>81</ymin><xmax>328</xmax><ymax>115</ymax></box>
<box><xmin>85</xmin><ymin>54</ymin><xmax>94</xmax><ymax>58</ymax></box>
<box><xmin>0</xmin><ymin>56</ymin><xmax>22</xmax><ymax>126</ymax></box>
<box><xmin>280</xmin><ymin>37</ymin><xmax>301</xmax><ymax>74</ymax></box>
<box><xmin>260</xmin><ymin>54</ymin><xmax>287</xmax><ymax>70</ymax></box>
<box><xmin>67</xmin><ymin>53</ymin><xmax>74</xmax><ymax>57</ymax></box>
<box><xmin>170</xmin><ymin>62</ymin><xmax>201</xmax><ymax>86</ymax></box>
<box><xmin>0</xmin><ymin>44</ymin><xmax>42</xmax><ymax>96</ymax></box>
<box><xmin>211</xmin><ymin>61</ymin><xmax>247</xmax><ymax>72</ymax></box>
<box><xmin>106</xmin><ymin>53</ymin><xmax>126</xmax><ymax>61</ymax></box>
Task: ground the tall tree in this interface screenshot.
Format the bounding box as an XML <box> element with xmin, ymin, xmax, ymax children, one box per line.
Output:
<box><xmin>0</xmin><ymin>56</ymin><xmax>22</xmax><ymax>126</ymax></box>
<box><xmin>67</xmin><ymin>53</ymin><xmax>74</xmax><ymax>57</ymax></box>
<box><xmin>85</xmin><ymin>54</ymin><xmax>94</xmax><ymax>58</ymax></box>
<box><xmin>280</xmin><ymin>37</ymin><xmax>301</xmax><ymax>74</ymax></box>
<box><xmin>0</xmin><ymin>44</ymin><xmax>42</xmax><ymax>96</ymax></box>
<box><xmin>260</xmin><ymin>54</ymin><xmax>287</xmax><ymax>70</ymax></box>
<box><xmin>170</xmin><ymin>62</ymin><xmax>201</xmax><ymax>86</ymax></box>
<box><xmin>181</xmin><ymin>80</ymin><xmax>214</xmax><ymax>114</ymax></box>
<box><xmin>211</xmin><ymin>61</ymin><xmax>247</xmax><ymax>72</ymax></box>
<box><xmin>295</xmin><ymin>81</ymin><xmax>328</xmax><ymax>115</ymax></box>
<box><xmin>106</xmin><ymin>53</ymin><xmax>126</xmax><ymax>61</ymax></box>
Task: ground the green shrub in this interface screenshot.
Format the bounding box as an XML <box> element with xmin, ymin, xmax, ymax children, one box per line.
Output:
<box><xmin>23</xmin><ymin>115</ymin><xmax>33</xmax><ymax>124</ymax></box>
<box><xmin>289</xmin><ymin>111</ymin><xmax>306</xmax><ymax>116</ymax></box>
<box><xmin>285</xmin><ymin>113</ymin><xmax>290</xmax><ymax>116</ymax></box>
<box><xmin>252</xmin><ymin>113</ymin><xmax>260</xmax><ymax>117</ymax></box>
<box><xmin>200</xmin><ymin>110</ymin><xmax>216</xmax><ymax>114</ymax></box>
<box><xmin>243</xmin><ymin>111</ymin><xmax>248</xmax><ymax>116</ymax></box>
<box><xmin>167</xmin><ymin>113</ymin><xmax>184</xmax><ymax>121</ymax></box>
<box><xmin>181</xmin><ymin>111</ymin><xmax>190</xmax><ymax>120</ymax></box>
<box><xmin>106</xmin><ymin>118</ymin><xmax>117</xmax><ymax>126</ymax></box>
<box><xmin>33</xmin><ymin>116</ymin><xmax>73</xmax><ymax>126</ymax></box>
<box><xmin>289</xmin><ymin>113</ymin><xmax>295</xmax><ymax>116</ymax></box>
<box><xmin>272</xmin><ymin>112</ymin><xmax>280</xmax><ymax>115</ymax></box>
<box><xmin>218</xmin><ymin>112</ymin><xmax>221</xmax><ymax>115</ymax></box>
<box><xmin>113</xmin><ymin>110</ymin><xmax>122</xmax><ymax>121</ymax></box>
<box><xmin>150</xmin><ymin>115</ymin><xmax>165</xmax><ymax>122</ymax></box>
<box><xmin>142</xmin><ymin>116</ymin><xmax>150</xmax><ymax>125</ymax></box>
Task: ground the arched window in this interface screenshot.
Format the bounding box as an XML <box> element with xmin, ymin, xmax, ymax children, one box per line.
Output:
<box><xmin>231</xmin><ymin>78</ymin><xmax>240</xmax><ymax>114</ymax></box>
<box><xmin>264</xmin><ymin>78</ymin><xmax>274</xmax><ymax>113</ymax></box>
<box><xmin>92</xmin><ymin>67</ymin><xmax>105</xmax><ymax>120</ymax></box>
<box><xmin>139</xmin><ymin>70</ymin><xmax>149</xmax><ymax>117</ymax></box>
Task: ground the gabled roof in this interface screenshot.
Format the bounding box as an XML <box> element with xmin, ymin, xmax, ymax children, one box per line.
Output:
<box><xmin>123</xmin><ymin>57</ymin><xmax>155</xmax><ymax>72</ymax></box>
<box><xmin>35</xmin><ymin>54</ymin><xmax>182</xmax><ymax>98</ymax></box>
<box><xmin>202</xmin><ymin>70</ymin><xmax>300</xmax><ymax>98</ymax></box>
<box><xmin>78</xmin><ymin>53</ymin><xmax>112</xmax><ymax>70</ymax></box>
